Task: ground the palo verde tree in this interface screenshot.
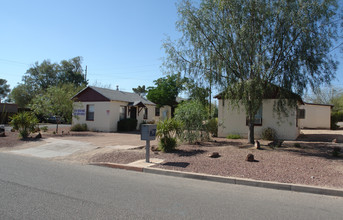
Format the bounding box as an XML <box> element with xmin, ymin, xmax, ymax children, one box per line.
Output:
<box><xmin>163</xmin><ymin>0</ymin><xmax>340</xmax><ymax>143</ymax></box>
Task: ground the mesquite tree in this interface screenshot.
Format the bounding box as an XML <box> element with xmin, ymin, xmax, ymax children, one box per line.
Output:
<box><xmin>163</xmin><ymin>0</ymin><xmax>340</xmax><ymax>143</ymax></box>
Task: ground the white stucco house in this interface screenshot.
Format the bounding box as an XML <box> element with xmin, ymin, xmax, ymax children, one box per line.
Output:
<box><xmin>298</xmin><ymin>103</ymin><xmax>332</xmax><ymax>129</ymax></box>
<box><xmin>72</xmin><ymin>86</ymin><xmax>168</xmax><ymax>132</ymax></box>
<box><xmin>215</xmin><ymin>90</ymin><xmax>304</xmax><ymax>140</ymax></box>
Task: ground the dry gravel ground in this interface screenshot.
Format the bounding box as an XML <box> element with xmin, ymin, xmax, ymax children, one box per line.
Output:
<box><xmin>90</xmin><ymin>130</ymin><xmax>343</xmax><ymax>189</ymax></box>
<box><xmin>1</xmin><ymin>126</ymin><xmax>342</xmax><ymax>189</ymax></box>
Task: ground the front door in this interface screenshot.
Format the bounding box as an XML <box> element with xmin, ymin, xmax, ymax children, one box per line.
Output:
<box><xmin>130</xmin><ymin>107</ymin><xmax>137</xmax><ymax>119</ymax></box>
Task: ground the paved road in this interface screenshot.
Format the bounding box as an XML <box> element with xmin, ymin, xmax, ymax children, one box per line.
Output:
<box><xmin>0</xmin><ymin>153</ymin><xmax>342</xmax><ymax>220</ymax></box>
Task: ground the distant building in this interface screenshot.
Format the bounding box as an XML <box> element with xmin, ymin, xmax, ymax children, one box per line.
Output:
<box><xmin>72</xmin><ymin>86</ymin><xmax>169</xmax><ymax>132</ymax></box>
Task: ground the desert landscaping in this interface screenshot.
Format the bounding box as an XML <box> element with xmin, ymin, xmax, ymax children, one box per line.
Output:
<box><xmin>1</xmin><ymin>125</ymin><xmax>342</xmax><ymax>189</ymax></box>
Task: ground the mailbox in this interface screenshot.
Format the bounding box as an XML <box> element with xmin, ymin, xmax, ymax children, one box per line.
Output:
<box><xmin>141</xmin><ymin>124</ymin><xmax>157</xmax><ymax>141</ymax></box>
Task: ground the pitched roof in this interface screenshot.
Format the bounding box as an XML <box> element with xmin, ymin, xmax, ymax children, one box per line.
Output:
<box><xmin>73</xmin><ymin>86</ymin><xmax>155</xmax><ymax>105</ymax></box>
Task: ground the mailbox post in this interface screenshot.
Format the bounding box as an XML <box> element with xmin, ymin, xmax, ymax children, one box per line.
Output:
<box><xmin>141</xmin><ymin>124</ymin><xmax>157</xmax><ymax>163</ymax></box>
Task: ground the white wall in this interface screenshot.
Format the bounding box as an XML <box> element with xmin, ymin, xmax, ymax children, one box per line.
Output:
<box><xmin>154</xmin><ymin>106</ymin><xmax>172</xmax><ymax>122</ymax></box>
<box><xmin>218</xmin><ymin>99</ymin><xmax>300</xmax><ymax>140</ymax></box>
<box><xmin>72</xmin><ymin>102</ymin><xmax>115</xmax><ymax>132</ymax></box>
<box><xmin>298</xmin><ymin>104</ymin><xmax>331</xmax><ymax>129</ymax></box>
<box><xmin>73</xmin><ymin>102</ymin><xmax>157</xmax><ymax>132</ymax></box>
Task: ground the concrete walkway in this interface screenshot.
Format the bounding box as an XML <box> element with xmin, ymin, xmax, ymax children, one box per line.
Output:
<box><xmin>10</xmin><ymin>138</ymin><xmax>98</xmax><ymax>158</ymax></box>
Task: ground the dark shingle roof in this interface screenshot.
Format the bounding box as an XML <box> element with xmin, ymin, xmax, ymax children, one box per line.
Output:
<box><xmin>89</xmin><ymin>86</ymin><xmax>155</xmax><ymax>105</ymax></box>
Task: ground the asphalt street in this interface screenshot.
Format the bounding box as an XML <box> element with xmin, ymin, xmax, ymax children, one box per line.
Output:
<box><xmin>0</xmin><ymin>153</ymin><xmax>342</xmax><ymax>220</ymax></box>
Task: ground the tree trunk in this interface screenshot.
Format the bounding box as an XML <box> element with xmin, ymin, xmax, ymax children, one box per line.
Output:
<box><xmin>56</xmin><ymin>122</ymin><xmax>59</xmax><ymax>134</ymax></box>
<box><xmin>248</xmin><ymin>117</ymin><xmax>254</xmax><ymax>144</ymax></box>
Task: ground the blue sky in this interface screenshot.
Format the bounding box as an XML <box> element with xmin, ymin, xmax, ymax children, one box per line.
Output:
<box><xmin>1</xmin><ymin>0</ymin><xmax>343</xmax><ymax>95</ymax></box>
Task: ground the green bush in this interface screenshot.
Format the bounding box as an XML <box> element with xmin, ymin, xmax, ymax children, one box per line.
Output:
<box><xmin>156</xmin><ymin>118</ymin><xmax>182</xmax><ymax>152</ymax></box>
<box><xmin>158</xmin><ymin>137</ymin><xmax>177</xmax><ymax>152</ymax></box>
<box><xmin>10</xmin><ymin>112</ymin><xmax>38</xmax><ymax>138</ymax></box>
<box><xmin>41</xmin><ymin>126</ymin><xmax>48</xmax><ymax>132</ymax></box>
<box><xmin>118</xmin><ymin>118</ymin><xmax>138</xmax><ymax>132</ymax></box>
<box><xmin>206</xmin><ymin>118</ymin><xmax>218</xmax><ymax>137</ymax></box>
<box><xmin>174</xmin><ymin>100</ymin><xmax>209</xmax><ymax>143</ymax></box>
<box><xmin>261</xmin><ymin>127</ymin><xmax>277</xmax><ymax>141</ymax></box>
<box><xmin>332</xmin><ymin>147</ymin><xmax>341</xmax><ymax>157</ymax></box>
<box><xmin>227</xmin><ymin>134</ymin><xmax>241</xmax><ymax>139</ymax></box>
<box><xmin>70</xmin><ymin>123</ymin><xmax>88</xmax><ymax>131</ymax></box>
<box><xmin>331</xmin><ymin>111</ymin><xmax>342</xmax><ymax>130</ymax></box>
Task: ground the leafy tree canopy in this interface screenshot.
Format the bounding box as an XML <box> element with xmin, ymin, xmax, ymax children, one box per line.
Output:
<box><xmin>147</xmin><ymin>73</ymin><xmax>185</xmax><ymax>108</ymax></box>
<box><xmin>10</xmin><ymin>56</ymin><xmax>87</xmax><ymax>107</ymax></box>
<box><xmin>31</xmin><ymin>84</ymin><xmax>82</xmax><ymax>132</ymax></box>
<box><xmin>0</xmin><ymin>79</ymin><xmax>10</xmax><ymax>102</ymax></box>
<box><xmin>132</xmin><ymin>85</ymin><xmax>147</xmax><ymax>97</ymax></box>
<box><xmin>164</xmin><ymin>0</ymin><xmax>340</xmax><ymax>143</ymax></box>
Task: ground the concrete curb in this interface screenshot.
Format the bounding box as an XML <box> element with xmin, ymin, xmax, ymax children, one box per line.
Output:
<box><xmin>91</xmin><ymin>162</ymin><xmax>343</xmax><ymax>197</ymax></box>
<box><xmin>90</xmin><ymin>162</ymin><xmax>143</xmax><ymax>172</ymax></box>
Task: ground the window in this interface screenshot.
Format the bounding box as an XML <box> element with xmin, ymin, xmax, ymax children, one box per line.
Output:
<box><xmin>155</xmin><ymin>107</ymin><xmax>160</xmax><ymax>116</ymax></box>
<box><xmin>119</xmin><ymin>106</ymin><xmax>127</xmax><ymax>120</ymax></box>
<box><xmin>86</xmin><ymin>104</ymin><xmax>94</xmax><ymax>121</ymax></box>
<box><xmin>143</xmin><ymin>108</ymin><xmax>148</xmax><ymax>119</ymax></box>
<box><xmin>298</xmin><ymin>109</ymin><xmax>305</xmax><ymax>119</ymax></box>
<box><xmin>246</xmin><ymin>105</ymin><xmax>262</xmax><ymax>126</ymax></box>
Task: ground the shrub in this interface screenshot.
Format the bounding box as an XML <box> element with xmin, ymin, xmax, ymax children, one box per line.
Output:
<box><xmin>332</xmin><ymin>146</ymin><xmax>341</xmax><ymax>157</ymax></box>
<box><xmin>41</xmin><ymin>126</ymin><xmax>48</xmax><ymax>132</ymax></box>
<box><xmin>261</xmin><ymin>127</ymin><xmax>277</xmax><ymax>141</ymax></box>
<box><xmin>10</xmin><ymin>112</ymin><xmax>38</xmax><ymax>138</ymax></box>
<box><xmin>227</xmin><ymin>134</ymin><xmax>241</xmax><ymax>139</ymax></box>
<box><xmin>294</xmin><ymin>143</ymin><xmax>301</xmax><ymax>148</ymax></box>
<box><xmin>158</xmin><ymin>137</ymin><xmax>177</xmax><ymax>152</ymax></box>
<box><xmin>174</xmin><ymin>100</ymin><xmax>209</xmax><ymax>143</ymax></box>
<box><xmin>118</xmin><ymin>118</ymin><xmax>138</xmax><ymax>132</ymax></box>
<box><xmin>156</xmin><ymin>118</ymin><xmax>182</xmax><ymax>152</ymax></box>
<box><xmin>331</xmin><ymin>111</ymin><xmax>342</xmax><ymax>130</ymax></box>
<box><xmin>206</xmin><ymin>118</ymin><xmax>218</xmax><ymax>137</ymax></box>
<box><xmin>70</xmin><ymin>123</ymin><xmax>88</xmax><ymax>131</ymax></box>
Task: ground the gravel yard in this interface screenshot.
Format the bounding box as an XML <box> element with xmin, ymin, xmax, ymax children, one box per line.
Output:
<box><xmin>90</xmin><ymin>133</ymin><xmax>343</xmax><ymax>189</ymax></box>
<box><xmin>1</xmin><ymin>126</ymin><xmax>342</xmax><ymax>189</ymax></box>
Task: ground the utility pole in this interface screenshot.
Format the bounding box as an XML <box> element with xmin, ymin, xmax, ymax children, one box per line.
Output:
<box><xmin>85</xmin><ymin>65</ymin><xmax>87</xmax><ymax>82</ymax></box>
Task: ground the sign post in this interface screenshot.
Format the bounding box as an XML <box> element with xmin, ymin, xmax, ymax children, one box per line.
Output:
<box><xmin>141</xmin><ymin>124</ymin><xmax>157</xmax><ymax>163</ymax></box>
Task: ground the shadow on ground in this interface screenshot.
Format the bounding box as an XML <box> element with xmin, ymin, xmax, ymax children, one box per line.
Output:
<box><xmin>297</xmin><ymin>133</ymin><xmax>343</xmax><ymax>143</ymax></box>
<box><xmin>171</xmin><ymin>149</ymin><xmax>206</xmax><ymax>157</ymax></box>
<box><xmin>160</xmin><ymin>162</ymin><xmax>190</xmax><ymax>168</ymax></box>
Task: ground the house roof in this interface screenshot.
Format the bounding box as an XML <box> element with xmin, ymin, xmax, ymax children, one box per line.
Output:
<box><xmin>304</xmin><ymin>102</ymin><xmax>334</xmax><ymax>108</ymax></box>
<box><xmin>73</xmin><ymin>86</ymin><xmax>156</xmax><ymax>105</ymax></box>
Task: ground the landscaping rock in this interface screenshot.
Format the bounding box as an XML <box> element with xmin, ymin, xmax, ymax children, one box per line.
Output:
<box><xmin>268</xmin><ymin>140</ymin><xmax>283</xmax><ymax>148</ymax></box>
<box><xmin>246</xmin><ymin>154</ymin><xmax>254</xmax><ymax>162</ymax></box>
<box><xmin>255</xmin><ymin>140</ymin><xmax>260</xmax><ymax>149</ymax></box>
<box><xmin>209</xmin><ymin>152</ymin><xmax>220</xmax><ymax>158</ymax></box>
<box><xmin>332</xmin><ymin>138</ymin><xmax>337</xmax><ymax>143</ymax></box>
<box><xmin>35</xmin><ymin>133</ymin><xmax>42</xmax><ymax>139</ymax></box>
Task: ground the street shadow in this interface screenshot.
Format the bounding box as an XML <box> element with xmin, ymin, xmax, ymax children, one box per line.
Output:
<box><xmin>161</xmin><ymin>162</ymin><xmax>190</xmax><ymax>168</ymax></box>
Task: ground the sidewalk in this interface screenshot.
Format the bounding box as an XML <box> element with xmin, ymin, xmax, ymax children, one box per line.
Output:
<box><xmin>91</xmin><ymin>158</ymin><xmax>343</xmax><ymax>198</ymax></box>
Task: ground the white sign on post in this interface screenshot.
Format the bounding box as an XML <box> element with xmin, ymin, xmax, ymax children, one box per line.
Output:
<box><xmin>141</xmin><ymin>124</ymin><xmax>157</xmax><ymax>163</ymax></box>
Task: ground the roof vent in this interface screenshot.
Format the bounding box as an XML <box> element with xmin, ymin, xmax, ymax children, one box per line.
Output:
<box><xmin>116</xmin><ymin>85</ymin><xmax>119</xmax><ymax>91</ymax></box>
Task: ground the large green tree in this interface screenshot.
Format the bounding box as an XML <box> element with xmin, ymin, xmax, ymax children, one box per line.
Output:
<box><xmin>164</xmin><ymin>0</ymin><xmax>340</xmax><ymax>143</ymax></box>
<box><xmin>0</xmin><ymin>79</ymin><xmax>10</xmax><ymax>102</ymax></box>
<box><xmin>147</xmin><ymin>74</ymin><xmax>185</xmax><ymax>108</ymax></box>
<box><xmin>31</xmin><ymin>84</ymin><xmax>82</xmax><ymax>133</ymax></box>
<box><xmin>10</xmin><ymin>56</ymin><xmax>87</xmax><ymax>107</ymax></box>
